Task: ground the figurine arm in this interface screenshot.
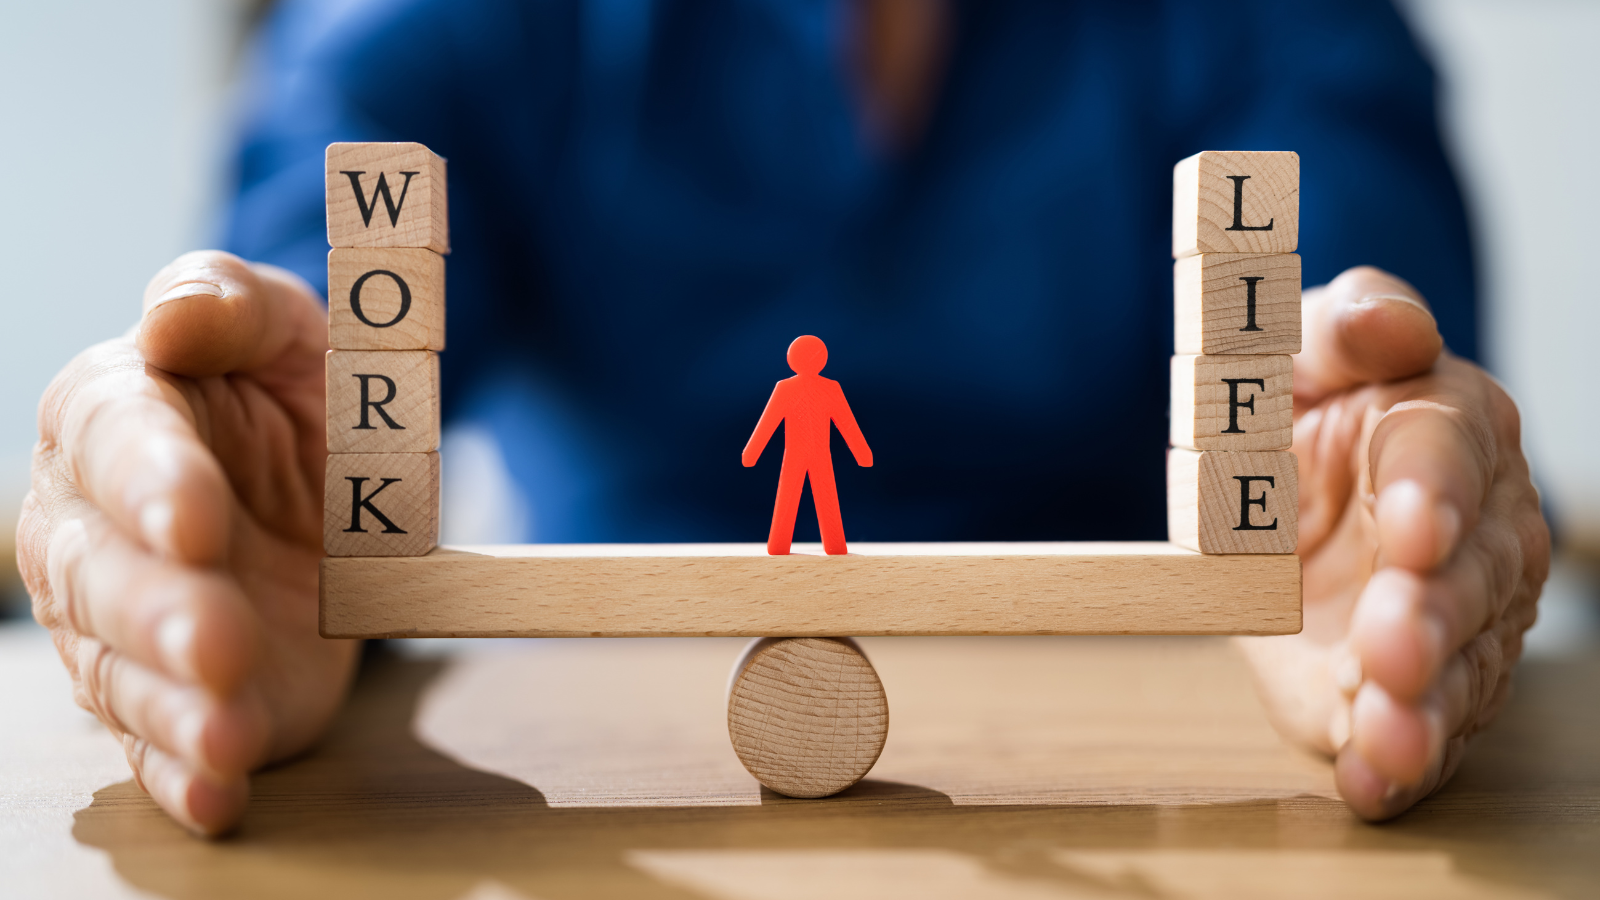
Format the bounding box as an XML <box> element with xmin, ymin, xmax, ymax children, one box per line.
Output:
<box><xmin>830</xmin><ymin>384</ymin><xmax>873</xmax><ymax>467</ymax></box>
<box><xmin>742</xmin><ymin>383</ymin><xmax>787</xmax><ymax>467</ymax></box>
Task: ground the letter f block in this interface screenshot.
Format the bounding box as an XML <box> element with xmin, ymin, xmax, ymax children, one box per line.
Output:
<box><xmin>324</xmin><ymin>142</ymin><xmax>448</xmax><ymax>557</ymax></box>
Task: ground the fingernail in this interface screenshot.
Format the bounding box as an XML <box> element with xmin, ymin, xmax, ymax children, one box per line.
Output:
<box><xmin>149</xmin><ymin>281</ymin><xmax>225</xmax><ymax>310</ymax></box>
<box><xmin>1433</xmin><ymin>501</ymin><xmax>1462</xmax><ymax>566</ymax></box>
<box><xmin>140</xmin><ymin>500</ymin><xmax>175</xmax><ymax>558</ymax></box>
<box><xmin>1329</xmin><ymin>705</ymin><xmax>1352</xmax><ymax>753</ymax></box>
<box><xmin>1334</xmin><ymin>646</ymin><xmax>1364</xmax><ymax>697</ymax></box>
<box><xmin>158</xmin><ymin>613</ymin><xmax>197</xmax><ymax>680</ymax></box>
<box><xmin>1358</xmin><ymin>293</ymin><xmax>1435</xmax><ymax>321</ymax></box>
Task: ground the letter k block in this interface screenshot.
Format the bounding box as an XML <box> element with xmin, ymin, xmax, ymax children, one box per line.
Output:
<box><xmin>324</xmin><ymin>452</ymin><xmax>440</xmax><ymax>557</ymax></box>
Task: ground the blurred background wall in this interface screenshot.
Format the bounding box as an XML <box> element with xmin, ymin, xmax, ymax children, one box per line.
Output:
<box><xmin>0</xmin><ymin>0</ymin><xmax>1595</xmax><ymax>644</ymax></box>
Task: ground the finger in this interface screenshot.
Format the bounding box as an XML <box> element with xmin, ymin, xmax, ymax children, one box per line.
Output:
<box><xmin>1295</xmin><ymin>267</ymin><xmax>1443</xmax><ymax>403</ymax></box>
<box><xmin>1336</xmin><ymin>732</ymin><xmax>1467</xmax><ymax>822</ymax></box>
<box><xmin>74</xmin><ymin>636</ymin><xmax>269</xmax><ymax>779</ymax></box>
<box><xmin>139</xmin><ymin>252</ymin><xmax>326</xmax><ymax>378</ymax></box>
<box><xmin>1350</xmin><ymin>512</ymin><xmax>1522</xmax><ymax>701</ymax></box>
<box><xmin>49</xmin><ymin>513</ymin><xmax>260</xmax><ymax>694</ymax></box>
<box><xmin>41</xmin><ymin>337</ymin><xmax>233</xmax><ymax>564</ymax></box>
<box><xmin>1368</xmin><ymin>371</ymin><xmax>1499</xmax><ymax>571</ymax></box>
<box><xmin>123</xmin><ymin>735</ymin><xmax>250</xmax><ymax>836</ymax></box>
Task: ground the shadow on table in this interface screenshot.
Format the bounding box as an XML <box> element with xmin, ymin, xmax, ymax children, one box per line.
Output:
<box><xmin>73</xmin><ymin>652</ymin><xmax>1600</xmax><ymax>900</ymax></box>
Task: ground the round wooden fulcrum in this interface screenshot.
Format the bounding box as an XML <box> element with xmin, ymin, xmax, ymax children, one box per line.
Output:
<box><xmin>726</xmin><ymin>637</ymin><xmax>889</xmax><ymax>798</ymax></box>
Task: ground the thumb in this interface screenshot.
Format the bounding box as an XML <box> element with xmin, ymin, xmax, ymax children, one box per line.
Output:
<box><xmin>139</xmin><ymin>251</ymin><xmax>325</xmax><ymax>378</ymax></box>
<box><xmin>1295</xmin><ymin>266</ymin><xmax>1443</xmax><ymax>404</ymax></box>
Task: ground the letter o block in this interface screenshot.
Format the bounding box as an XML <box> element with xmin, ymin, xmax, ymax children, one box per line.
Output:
<box><xmin>1168</xmin><ymin>448</ymin><xmax>1298</xmax><ymax>554</ymax></box>
<box><xmin>1173</xmin><ymin>150</ymin><xmax>1298</xmax><ymax>258</ymax></box>
<box><xmin>326</xmin><ymin>142</ymin><xmax>448</xmax><ymax>252</ymax></box>
<box><xmin>326</xmin><ymin>350</ymin><xmax>440</xmax><ymax>454</ymax></box>
<box><xmin>328</xmin><ymin>248</ymin><xmax>445</xmax><ymax>351</ymax></box>
<box><xmin>324</xmin><ymin>452</ymin><xmax>440</xmax><ymax>557</ymax></box>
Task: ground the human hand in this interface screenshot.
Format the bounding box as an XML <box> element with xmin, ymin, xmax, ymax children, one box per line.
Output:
<box><xmin>16</xmin><ymin>251</ymin><xmax>360</xmax><ymax>835</ymax></box>
<box><xmin>1236</xmin><ymin>266</ymin><xmax>1549</xmax><ymax>820</ymax></box>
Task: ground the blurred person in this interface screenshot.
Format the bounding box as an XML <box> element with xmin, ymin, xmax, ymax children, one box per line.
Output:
<box><xmin>17</xmin><ymin>0</ymin><xmax>1547</xmax><ymax>834</ymax></box>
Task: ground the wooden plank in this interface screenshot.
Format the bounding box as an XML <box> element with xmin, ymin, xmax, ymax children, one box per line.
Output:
<box><xmin>319</xmin><ymin>541</ymin><xmax>1301</xmax><ymax>638</ymax></box>
<box><xmin>1173</xmin><ymin>252</ymin><xmax>1301</xmax><ymax>355</ymax></box>
<box><xmin>1168</xmin><ymin>449</ymin><xmax>1299</xmax><ymax>554</ymax></box>
<box><xmin>1170</xmin><ymin>354</ymin><xmax>1293</xmax><ymax>452</ymax></box>
<box><xmin>1172</xmin><ymin>150</ymin><xmax>1299</xmax><ymax>258</ymax></box>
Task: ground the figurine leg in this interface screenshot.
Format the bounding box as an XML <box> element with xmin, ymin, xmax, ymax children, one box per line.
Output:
<box><xmin>808</xmin><ymin>460</ymin><xmax>847</xmax><ymax>555</ymax></box>
<box><xmin>767</xmin><ymin>459</ymin><xmax>806</xmax><ymax>555</ymax></box>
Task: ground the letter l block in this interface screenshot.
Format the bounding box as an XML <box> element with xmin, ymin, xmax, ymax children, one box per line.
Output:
<box><xmin>1173</xmin><ymin>150</ymin><xmax>1298</xmax><ymax>258</ymax></box>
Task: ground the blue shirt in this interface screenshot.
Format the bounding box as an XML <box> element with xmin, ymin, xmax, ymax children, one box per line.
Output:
<box><xmin>225</xmin><ymin>0</ymin><xmax>1477</xmax><ymax>543</ymax></box>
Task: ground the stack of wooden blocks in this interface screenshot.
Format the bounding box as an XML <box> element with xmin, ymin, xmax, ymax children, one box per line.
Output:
<box><xmin>1167</xmin><ymin>151</ymin><xmax>1300</xmax><ymax>556</ymax></box>
<box><xmin>322</xmin><ymin>142</ymin><xmax>449</xmax><ymax>558</ymax></box>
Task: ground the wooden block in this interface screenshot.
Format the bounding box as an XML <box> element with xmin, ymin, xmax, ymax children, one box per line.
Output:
<box><xmin>327</xmin><ymin>248</ymin><xmax>445</xmax><ymax>351</ymax></box>
<box><xmin>319</xmin><ymin>542</ymin><xmax>1302</xmax><ymax>637</ymax></box>
<box><xmin>1174</xmin><ymin>253</ymin><xmax>1301</xmax><ymax>355</ymax></box>
<box><xmin>324</xmin><ymin>452</ymin><xmax>439</xmax><ymax>557</ymax></box>
<box><xmin>1168</xmin><ymin>449</ymin><xmax>1298</xmax><ymax>554</ymax></box>
<box><xmin>727</xmin><ymin>637</ymin><xmax>888</xmax><ymax>798</ymax></box>
<box><xmin>325</xmin><ymin>142</ymin><xmax>448</xmax><ymax>253</ymax></box>
<box><xmin>1170</xmin><ymin>354</ymin><xmax>1293</xmax><ymax>452</ymax></box>
<box><xmin>325</xmin><ymin>350</ymin><xmax>440</xmax><ymax>454</ymax></box>
<box><xmin>1173</xmin><ymin>150</ymin><xmax>1298</xmax><ymax>257</ymax></box>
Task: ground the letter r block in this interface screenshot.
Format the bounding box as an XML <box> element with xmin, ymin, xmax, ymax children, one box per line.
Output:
<box><xmin>326</xmin><ymin>350</ymin><xmax>441</xmax><ymax>454</ymax></box>
<box><xmin>326</xmin><ymin>142</ymin><xmax>449</xmax><ymax>253</ymax></box>
<box><xmin>1173</xmin><ymin>151</ymin><xmax>1298</xmax><ymax>258</ymax></box>
<box><xmin>1168</xmin><ymin>448</ymin><xmax>1298</xmax><ymax>554</ymax></box>
<box><xmin>327</xmin><ymin>248</ymin><xmax>445</xmax><ymax>350</ymax></box>
<box><xmin>324</xmin><ymin>452</ymin><xmax>440</xmax><ymax>557</ymax></box>
<box><xmin>1174</xmin><ymin>253</ymin><xmax>1301</xmax><ymax>355</ymax></box>
<box><xmin>1170</xmin><ymin>354</ymin><xmax>1292</xmax><ymax>452</ymax></box>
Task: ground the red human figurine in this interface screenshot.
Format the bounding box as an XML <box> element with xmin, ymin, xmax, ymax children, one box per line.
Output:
<box><xmin>743</xmin><ymin>335</ymin><xmax>873</xmax><ymax>556</ymax></box>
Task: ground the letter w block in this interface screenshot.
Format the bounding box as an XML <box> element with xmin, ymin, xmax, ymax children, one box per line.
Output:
<box><xmin>324</xmin><ymin>452</ymin><xmax>440</xmax><ymax>557</ymax></box>
<box><xmin>326</xmin><ymin>143</ymin><xmax>449</xmax><ymax>253</ymax></box>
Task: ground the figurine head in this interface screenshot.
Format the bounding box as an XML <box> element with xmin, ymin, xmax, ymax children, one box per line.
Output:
<box><xmin>786</xmin><ymin>335</ymin><xmax>828</xmax><ymax>375</ymax></box>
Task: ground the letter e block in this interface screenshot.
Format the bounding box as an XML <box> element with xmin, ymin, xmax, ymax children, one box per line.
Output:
<box><xmin>1173</xmin><ymin>151</ymin><xmax>1298</xmax><ymax>257</ymax></box>
<box><xmin>324</xmin><ymin>452</ymin><xmax>440</xmax><ymax>557</ymax></box>
<box><xmin>326</xmin><ymin>350</ymin><xmax>441</xmax><ymax>453</ymax></box>
<box><xmin>1170</xmin><ymin>355</ymin><xmax>1292</xmax><ymax>452</ymax></box>
<box><xmin>328</xmin><ymin>249</ymin><xmax>445</xmax><ymax>350</ymax></box>
<box><xmin>1168</xmin><ymin>448</ymin><xmax>1298</xmax><ymax>554</ymax></box>
<box><xmin>1174</xmin><ymin>253</ymin><xmax>1301</xmax><ymax>355</ymax></box>
<box><xmin>326</xmin><ymin>142</ymin><xmax>449</xmax><ymax>253</ymax></box>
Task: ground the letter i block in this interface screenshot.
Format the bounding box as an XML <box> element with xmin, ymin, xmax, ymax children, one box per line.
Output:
<box><xmin>1174</xmin><ymin>252</ymin><xmax>1301</xmax><ymax>355</ymax></box>
<box><xmin>326</xmin><ymin>350</ymin><xmax>441</xmax><ymax>454</ymax></box>
<box><xmin>324</xmin><ymin>452</ymin><xmax>440</xmax><ymax>557</ymax></box>
<box><xmin>1168</xmin><ymin>448</ymin><xmax>1298</xmax><ymax>554</ymax></box>
<box><xmin>1170</xmin><ymin>355</ymin><xmax>1292</xmax><ymax>451</ymax></box>
<box><xmin>326</xmin><ymin>142</ymin><xmax>449</xmax><ymax>253</ymax></box>
<box><xmin>328</xmin><ymin>248</ymin><xmax>445</xmax><ymax>351</ymax></box>
<box><xmin>1172</xmin><ymin>150</ymin><xmax>1298</xmax><ymax>257</ymax></box>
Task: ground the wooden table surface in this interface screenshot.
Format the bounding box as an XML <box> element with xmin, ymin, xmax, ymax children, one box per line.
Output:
<box><xmin>2</xmin><ymin>620</ymin><xmax>1596</xmax><ymax>899</ymax></box>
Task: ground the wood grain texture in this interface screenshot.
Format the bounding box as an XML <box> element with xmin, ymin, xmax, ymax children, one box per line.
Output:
<box><xmin>326</xmin><ymin>142</ymin><xmax>449</xmax><ymax>253</ymax></box>
<box><xmin>1168</xmin><ymin>448</ymin><xmax>1299</xmax><ymax>554</ymax></box>
<box><xmin>1172</xmin><ymin>150</ymin><xmax>1298</xmax><ymax>257</ymax></box>
<box><xmin>326</xmin><ymin>350</ymin><xmax>441</xmax><ymax>453</ymax></box>
<box><xmin>16</xmin><ymin>620</ymin><xmax>1596</xmax><ymax>899</ymax></box>
<box><xmin>328</xmin><ymin>248</ymin><xmax>445</xmax><ymax>351</ymax></box>
<box><xmin>318</xmin><ymin>542</ymin><xmax>1301</xmax><ymax>637</ymax></box>
<box><xmin>1174</xmin><ymin>253</ymin><xmax>1301</xmax><ymax>355</ymax></box>
<box><xmin>727</xmin><ymin>638</ymin><xmax>889</xmax><ymax>798</ymax></box>
<box><xmin>324</xmin><ymin>451</ymin><xmax>440</xmax><ymax>557</ymax></box>
<box><xmin>1170</xmin><ymin>354</ymin><xmax>1293</xmax><ymax>451</ymax></box>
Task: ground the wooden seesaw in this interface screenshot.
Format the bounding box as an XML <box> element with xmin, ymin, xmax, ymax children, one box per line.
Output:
<box><xmin>320</xmin><ymin>143</ymin><xmax>1304</xmax><ymax>798</ymax></box>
